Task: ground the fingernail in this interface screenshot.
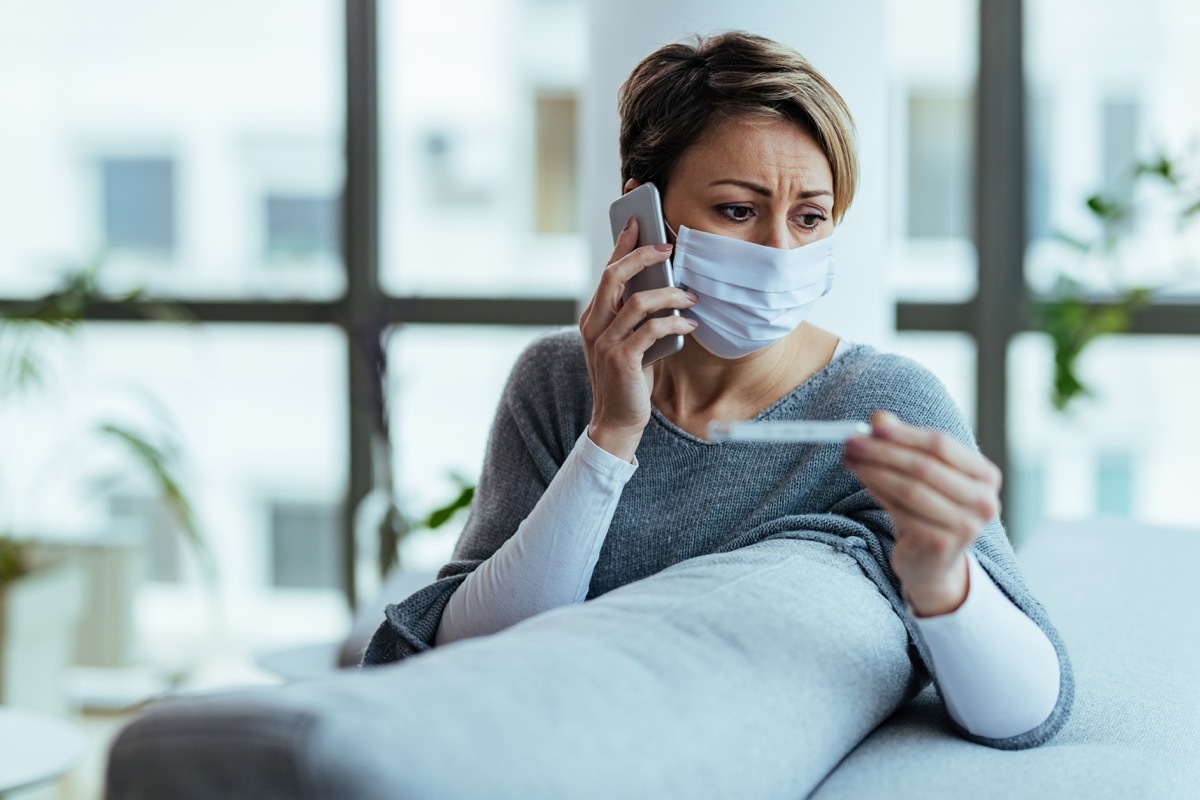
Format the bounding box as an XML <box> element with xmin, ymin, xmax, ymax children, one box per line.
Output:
<box><xmin>684</xmin><ymin>290</ymin><xmax>699</xmax><ymax>302</ymax></box>
<box><xmin>622</xmin><ymin>216</ymin><xmax>634</xmax><ymax>232</ymax></box>
<box><xmin>687</xmin><ymin>318</ymin><xmax>699</xmax><ymax>328</ymax></box>
<box><xmin>845</xmin><ymin>438</ymin><xmax>866</xmax><ymax>455</ymax></box>
<box><xmin>654</xmin><ymin>243</ymin><xmax>674</xmax><ymax>251</ymax></box>
<box><xmin>873</xmin><ymin>418</ymin><xmax>897</xmax><ymax>439</ymax></box>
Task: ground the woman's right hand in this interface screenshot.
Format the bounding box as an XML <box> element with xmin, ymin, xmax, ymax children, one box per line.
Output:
<box><xmin>579</xmin><ymin>217</ymin><xmax>698</xmax><ymax>462</ymax></box>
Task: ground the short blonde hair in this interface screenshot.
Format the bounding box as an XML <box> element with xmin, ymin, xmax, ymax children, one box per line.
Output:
<box><xmin>618</xmin><ymin>32</ymin><xmax>859</xmax><ymax>223</ymax></box>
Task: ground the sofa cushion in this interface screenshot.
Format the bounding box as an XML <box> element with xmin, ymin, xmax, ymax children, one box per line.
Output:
<box><xmin>108</xmin><ymin>539</ymin><xmax>921</xmax><ymax>800</ymax></box>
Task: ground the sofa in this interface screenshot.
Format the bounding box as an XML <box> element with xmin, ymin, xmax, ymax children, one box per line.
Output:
<box><xmin>104</xmin><ymin>519</ymin><xmax>1200</xmax><ymax>798</ymax></box>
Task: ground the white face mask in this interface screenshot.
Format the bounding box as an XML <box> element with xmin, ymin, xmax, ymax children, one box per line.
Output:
<box><xmin>668</xmin><ymin>224</ymin><xmax>835</xmax><ymax>359</ymax></box>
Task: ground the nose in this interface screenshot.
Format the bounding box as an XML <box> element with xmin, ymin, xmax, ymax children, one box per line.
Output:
<box><xmin>756</xmin><ymin>216</ymin><xmax>792</xmax><ymax>249</ymax></box>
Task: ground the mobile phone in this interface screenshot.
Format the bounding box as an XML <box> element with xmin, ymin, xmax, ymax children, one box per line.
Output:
<box><xmin>707</xmin><ymin>420</ymin><xmax>872</xmax><ymax>443</ymax></box>
<box><xmin>608</xmin><ymin>182</ymin><xmax>684</xmax><ymax>366</ymax></box>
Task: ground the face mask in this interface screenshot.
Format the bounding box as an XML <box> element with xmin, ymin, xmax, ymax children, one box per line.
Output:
<box><xmin>668</xmin><ymin>224</ymin><xmax>835</xmax><ymax>359</ymax></box>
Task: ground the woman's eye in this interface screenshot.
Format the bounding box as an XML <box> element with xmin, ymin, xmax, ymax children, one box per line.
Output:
<box><xmin>719</xmin><ymin>205</ymin><xmax>755</xmax><ymax>222</ymax></box>
<box><xmin>797</xmin><ymin>213</ymin><xmax>826</xmax><ymax>230</ymax></box>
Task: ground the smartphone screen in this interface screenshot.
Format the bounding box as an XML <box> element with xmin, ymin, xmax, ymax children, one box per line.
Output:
<box><xmin>608</xmin><ymin>183</ymin><xmax>683</xmax><ymax>366</ymax></box>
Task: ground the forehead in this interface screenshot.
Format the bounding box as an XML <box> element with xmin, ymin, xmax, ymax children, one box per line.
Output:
<box><xmin>672</xmin><ymin>116</ymin><xmax>832</xmax><ymax>189</ymax></box>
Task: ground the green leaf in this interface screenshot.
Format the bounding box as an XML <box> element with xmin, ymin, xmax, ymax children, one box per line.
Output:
<box><xmin>1037</xmin><ymin>282</ymin><xmax>1155</xmax><ymax>412</ymax></box>
<box><xmin>98</xmin><ymin>423</ymin><xmax>216</xmax><ymax>584</ymax></box>
<box><xmin>421</xmin><ymin>485</ymin><xmax>475</xmax><ymax>530</ymax></box>
<box><xmin>1135</xmin><ymin>155</ymin><xmax>1180</xmax><ymax>186</ymax></box>
<box><xmin>1086</xmin><ymin>194</ymin><xmax>1127</xmax><ymax>221</ymax></box>
<box><xmin>1053</xmin><ymin>231</ymin><xmax>1092</xmax><ymax>252</ymax></box>
<box><xmin>0</xmin><ymin>323</ymin><xmax>48</xmax><ymax>397</ymax></box>
<box><xmin>1051</xmin><ymin>356</ymin><xmax>1090</xmax><ymax>412</ymax></box>
<box><xmin>15</xmin><ymin>352</ymin><xmax>42</xmax><ymax>388</ymax></box>
<box><xmin>1126</xmin><ymin>286</ymin><xmax>1154</xmax><ymax>306</ymax></box>
<box><xmin>1092</xmin><ymin>306</ymin><xmax>1131</xmax><ymax>336</ymax></box>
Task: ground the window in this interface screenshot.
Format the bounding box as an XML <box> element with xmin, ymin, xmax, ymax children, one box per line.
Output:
<box><xmin>1096</xmin><ymin>452</ymin><xmax>1134</xmax><ymax>516</ymax></box>
<box><xmin>1014</xmin><ymin>0</ymin><xmax>1200</xmax><ymax>537</ymax></box>
<box><xmin>264</xmin><ymin>194</ymin><xmax>340</xmax><ymax>260</ymax></box>
<box><xmin>1009</xmin><ymin>461</ymin><xmax>1046</xmax><ymax>548</ymax></box>
<box><xmin>1009</xmin><ymin>334</ymin><xmax>1200</xmax><ymax>530</ymax></box>
<box><xmin>379</xmin><ymin>0</ymin><xmax>590</xmax><ymax>298</ymax></box>
<box><xmin>0</xmin><ymin>0</ymin><xmax>344</xmax><ymax>300</ymax></box>
<box><xmin>108</xmin><ymin>496</ymin><xmax>182</xmax><ymax>583</ymax></box>
<box><xmin>885</xmin><ymin>0</ymin><xmax>978</xmax><ymax>302</ymax></box>
<box><xmin>389</xmin><ymin>325</ymin><xmax>557</xmax><ymax>569</ymax></box>
<box><xmin>1027</xmin><ymin>94</ymin><xmax>1055</xmax><ymax>244</ymax></box>
<box><xmin>1100</xmin><ymin>99</ymin><xmax>1141</xmax><ymax>195</ymax></box>
<box><xmin>1100</xmin><ymin>98</ymin><xmax>1141</xmax><ymax>239</ymax></box>
<box><xmin>269</xmin><ymin>501</ymin><xmax>342</xmax><ymax>590</ymax></box>
<box><xmin>905</xmin><ymin>94</ymin><xmax>972</xmax><ymax>240</ymax></box>
<box><xmin>534</xmin><ymin>91</ymin><xmax>579</xmax><ymax>234</ymax></box>
<box><xmin>101</xmin><ymin>157</ymin><xmax>177</xmax><ymax>255</ymax></box>
<box><xmin>14</xmin><ymin>323</ymin><xmax>352</xmax><ymax>666</ymax></box>
<box><xmin>1</xmin><ymin>0</ymin><xmax>1195</xmax><ymax>718</ymax></box>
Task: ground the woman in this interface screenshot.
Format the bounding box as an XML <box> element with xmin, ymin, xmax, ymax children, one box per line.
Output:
<box><xmin>365</xmin><ymin>32</ymin><xmax>1071</xmax><ymax>756</ymax></box>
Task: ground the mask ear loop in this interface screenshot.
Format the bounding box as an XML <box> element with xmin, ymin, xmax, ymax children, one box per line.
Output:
<box><xmin>662</xmin><ymin>219</ymin><xmax>688</xmax><ymax>294</ymax></box>
<box><xmin>663</xmin><ymin>218</ymin><xmax>680</xmax><ymax>245</ymax></box>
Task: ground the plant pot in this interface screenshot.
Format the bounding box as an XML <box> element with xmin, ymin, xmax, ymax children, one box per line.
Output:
<box><xmin>36</xmin><ymin>534</ymin><xmax>143</xmax><ymax>668</ymax></box>
<box><xmin>0</xmin><ymin>560</ymin><xmax>86</xmax><ymax>716</ymax></box>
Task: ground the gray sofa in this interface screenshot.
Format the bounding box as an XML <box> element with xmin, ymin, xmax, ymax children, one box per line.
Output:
<box><xmin>105</xmin><ymin>520</ymin><xmax>1200</xmax><ymax>798</ymax></box>
<box><xmin>811</xmin><ymin>520</ymin><xmax>1200</xmax><ymax>798</ymax></box>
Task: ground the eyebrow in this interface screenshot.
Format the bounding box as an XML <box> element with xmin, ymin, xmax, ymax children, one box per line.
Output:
<box><xmin>708</xmin><ymin>178</ymin><xmax>833</xmax><ymax>201</ymax></box>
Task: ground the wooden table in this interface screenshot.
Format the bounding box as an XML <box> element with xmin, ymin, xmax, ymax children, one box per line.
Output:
<box><xmin>0</xmin><ymin>707</ymin><xmax>84</xmax><ymax>794</ymax></box>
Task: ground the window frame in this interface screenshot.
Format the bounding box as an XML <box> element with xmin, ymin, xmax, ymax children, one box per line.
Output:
<box><xmin>4</xmin><ymin>0</ymin><xmax>1199</xmax><ymax>608</ymax></box>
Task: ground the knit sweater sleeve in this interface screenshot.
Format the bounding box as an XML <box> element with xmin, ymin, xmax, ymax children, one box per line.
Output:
<box><xmin>362</xmin><ymin>330</ymin><xmax>589</xmax><ymax>666</ymax></box>
<box><xmin>825</xmin><ymin>351</ymin><xmax>1075</xmax><ymax>749</ymax></box>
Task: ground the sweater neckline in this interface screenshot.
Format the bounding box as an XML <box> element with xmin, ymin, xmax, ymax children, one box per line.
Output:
<box><xmin>648</xmin><ymin>342</ymin><xmax>869</xmax><ymax>446</ymax></box>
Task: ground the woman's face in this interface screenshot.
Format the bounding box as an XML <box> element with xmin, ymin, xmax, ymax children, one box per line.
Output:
<box><xmin>650</xmin><ymin>116</ymin><xmax>835</xmax><ymax>250</ymax></box>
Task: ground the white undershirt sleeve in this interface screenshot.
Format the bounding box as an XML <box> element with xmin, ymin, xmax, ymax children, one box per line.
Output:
<box><xmin>909</xmin><ymin>551</ymin><xmax>1062</xmax><ymax>739</ymax></box>
<box><xmin>434</xmin><ymin>431</ymin><xmax>637</xmax><ymax>647</ymax></box>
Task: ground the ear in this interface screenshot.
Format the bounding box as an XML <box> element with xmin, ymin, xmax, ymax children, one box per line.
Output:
<box><xmin>622</xmin><ymin>178</ymin><xmax>641</xmax><ymax>195</ymax></box>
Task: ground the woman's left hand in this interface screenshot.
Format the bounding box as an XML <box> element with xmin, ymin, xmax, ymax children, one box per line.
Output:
<box><xmin>842</xmin><ymin>410</ymin><xmax>1002</xmax><ymax>617</ymax></box>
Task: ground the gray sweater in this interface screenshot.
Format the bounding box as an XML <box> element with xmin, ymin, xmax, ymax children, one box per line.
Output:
<box><xmin>364</xmin><ymin>329</ymin><xmax>1074</xmax><ymax>750</ymax></box>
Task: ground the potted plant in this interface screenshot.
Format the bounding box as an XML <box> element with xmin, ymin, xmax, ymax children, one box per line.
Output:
<box><xmin>347</xmin><ymin>322</ymin><xmax>478</xmax><ymax>596</ymax></box>
<box><xmin>0</xmin><ymin>266</ymin><xmax>209</xmax><ymax>715</ymax></box>
<box><xmin>1037</xmin><ymin>150</ymin><xmax>1200</xmax><ymax>411</ymax></box>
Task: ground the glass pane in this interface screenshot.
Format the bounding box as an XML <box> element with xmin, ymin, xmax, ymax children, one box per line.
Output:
<box><xmin>1009</xmin><ymin>333</ymin><xmax>1200</xmax><ymax>535</ymax></box>
<box><xmin>101</xmin><ymin>158</ymin><xmax>178</xmax><ymax>254</ymax></box>
<box><xmin>0</xmin><ymin>0</ymin><xmax>345</xmax><ymax>300</ymax></box>
<box><xmin>905</xmin><ymin>96</ymin><xmax>972</xmax><ymax>239</ymax></box>
<box><xmin>1026</xmin><ymin>0</ymin><xmax>1200</xmax><ymax>297</ymax></box>
<box><xmin>0</xmin><ymin>323</ymin><xmax>348</xmax><ymax>688</ymax></box>
<box><xmin>379</xmin><ymin>0</ymin><xmax>590</xmax><ymax>298</ymax></box>
<box><xmin>389</xmin><ymin>325</ymin><xmax>561</xmax><ymax>568</ymax></box>
<box><xmin>885</xmin><ymin>0</ymin><xmax>978</xmax><ymax>301</ymax></box>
